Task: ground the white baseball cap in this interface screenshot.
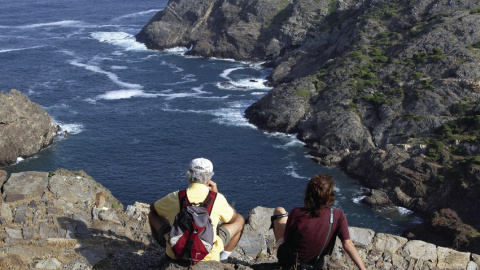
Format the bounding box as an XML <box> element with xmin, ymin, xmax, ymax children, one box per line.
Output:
<box><xmin>189</xmin><ymin>158</ymin><xmax>213</xmax><ymax>173</ymax></box>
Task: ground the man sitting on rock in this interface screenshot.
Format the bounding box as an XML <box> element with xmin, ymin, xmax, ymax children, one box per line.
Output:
<box><xmin>148</xmin><ymin>157</ymin><xmax>245</xmax><ymax>263</ymax></box>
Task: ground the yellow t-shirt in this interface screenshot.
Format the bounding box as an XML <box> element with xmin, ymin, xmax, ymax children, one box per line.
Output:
<box><xmin>154</xmin><ymin>183</ymin><xmax>235</xmax><ymax>261</ymax></box>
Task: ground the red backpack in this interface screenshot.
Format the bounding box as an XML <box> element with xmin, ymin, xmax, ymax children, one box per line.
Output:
<box><xmin>169</xmin><ymin>189</ymin><xmax>217</xmax><ymax>265</ymax></box>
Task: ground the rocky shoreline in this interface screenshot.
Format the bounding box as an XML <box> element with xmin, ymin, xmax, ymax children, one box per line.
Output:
<box><xmin>136</xmin><ymin>0</ymin><xmax>480</xmax><ymax>252</ymax></box>
<box><xmin>1</xmin><ymin>169</ymin><xmax>479</xmax><ymax>269</ymax></box>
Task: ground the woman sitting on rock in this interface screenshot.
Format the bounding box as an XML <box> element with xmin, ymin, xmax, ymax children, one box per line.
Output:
<box><xmin>272</xmin><ymin>174</ymin><xmax>367</xmax><ymax>270</ymax></box>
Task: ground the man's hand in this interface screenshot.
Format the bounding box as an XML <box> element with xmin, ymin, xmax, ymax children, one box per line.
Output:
<box><xmin>207</xmin><ymin>179</ymin><xmax>218</xmax><ymax>193</ymax></box>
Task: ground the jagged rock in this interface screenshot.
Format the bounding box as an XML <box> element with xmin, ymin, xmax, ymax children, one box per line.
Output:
<box><xmin>0</xmin><ymin>89</ymin><xmax>59</xmax><ymax>167</ymax></box>
<box><xmin>135</xmin><ymin>0</ymin><xmax>480</xmax><ymax>252</ymax></box>
<box><xmin>1</xmin><ymin>170</ymin><xmax>479</xmax><ymax>269</ymax></box>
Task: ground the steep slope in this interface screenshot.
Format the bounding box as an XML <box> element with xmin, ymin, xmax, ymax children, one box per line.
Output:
<box><xmin>136</xmin><ymin>0</ymin><xmax>480</xmax><ymax>252</ymax></box>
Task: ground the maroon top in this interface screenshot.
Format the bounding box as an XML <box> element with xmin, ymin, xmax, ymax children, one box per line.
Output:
<box><xmin>279</xmin><ymin>207</ymin><xmax>350</xmax><ymax>265</ymax></box>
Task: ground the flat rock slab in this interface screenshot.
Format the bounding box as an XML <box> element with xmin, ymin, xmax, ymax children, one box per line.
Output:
<box><xmin>2</xmin><ymin>171</ymin><xmax>49</xmax><ymax>200</ymax></box>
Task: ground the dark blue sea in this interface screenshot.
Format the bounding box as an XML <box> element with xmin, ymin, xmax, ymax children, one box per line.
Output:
<box><xmin>0</xmin><ymin>0</ymin><xmax>419</xmax><ymax>234</ymax></box>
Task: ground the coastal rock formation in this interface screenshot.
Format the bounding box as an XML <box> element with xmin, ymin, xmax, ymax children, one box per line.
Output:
<box><xmin>136</xmin><ymin>0</ymin><xmax>480</xmax><ymax>252</ymax></box>
<box><xmin>0</xmin><ymin>89</ymin><xmax>59</xmax><ymax>167</ymax></box>
<box><xmin>1</xmin><ymin>170</ymin><xmax>479</xmax><ymax>269</ymax></box>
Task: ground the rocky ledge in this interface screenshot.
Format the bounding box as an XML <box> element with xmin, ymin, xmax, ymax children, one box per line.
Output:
<box><xmin>136</xmin><ymin>0</ymin><xmax>480</xmax><ymax>252</ymax></box>
<box><xmin>1</xmin><ymin>169</ymin><xmax>479</xmax><ymax>270</ymax></box>
<box><xmin>0</xmin><ymin>89</ymin><xmax>59</xmax><ymax>167</ymax></box>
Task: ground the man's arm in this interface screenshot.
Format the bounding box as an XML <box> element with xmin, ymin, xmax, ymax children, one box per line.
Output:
<box><xmin>148</xmin><ymin>202</ymin><xmax>170</xmax><ymax>247</ymax></box>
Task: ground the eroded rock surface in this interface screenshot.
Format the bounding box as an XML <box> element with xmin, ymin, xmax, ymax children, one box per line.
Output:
<box><xmin>0</xmin><ymin>89</ymin><xmax>58</xmax><ymax>167</ymax></box>
<box><xmin>1</xmin><ymin>170</ymin><xmax>479</xmax><ymax>269</ymax></box>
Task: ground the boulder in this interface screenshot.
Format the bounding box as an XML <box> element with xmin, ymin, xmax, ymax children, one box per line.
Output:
<box><xmin>0</xmin><ymin>89</ymin><xmax>58</xmax><ymax>166</ymax></box>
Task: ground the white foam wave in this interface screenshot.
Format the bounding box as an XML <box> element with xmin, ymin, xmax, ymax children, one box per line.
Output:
<box><xmin>211</xmin><ymin>107</ymin><xmax>256</xmax><ymax>128</ymax></box>
<box><xmin>3</xmin><ymin>20</ymin><xmax>90</xmax><ymax>29</ymax></box>
<box><xmin>220</xmin><ymin>67</ymin><xmax>244</xmax><ymax>80</ymax></box>
<box><xmin>266</xmin><ymin>132</ymin><xmax>300</xmax><ymax>143</ymax></box>
<box><xmin>70</xmin><ymin>59</ymin><xmax>142</xmax><ymax>89</ymax></box>
<box><xmin>96</xmin><ymin>90</ymin><xmax>158</xmax><ymax>100</ymax></box>
<box><xmin>396</xmin><ymin>207</ymin><xmax>413</xmax><ymax>215</ymax></box>
<box><xmin>90</xmin><ymin>31</ymin><xmax>147</xmax><ymax>51</ymax></box>
<box><xmin>251</xmin><ymin>92</ymin><xmax>266</xmax><ymax>96</ymax></box>
<box><xmin>111</xmin><ymin>65</ymin><xmax>128</xmax><ymax>70</ymax></box>
<box><xmin>164</xmin><ymin>47</ymin><xmax>189</xmax><ymax>55</ymax></box>
<box><xmin>192</xmin><ymin>85</ymin><xmax>209</xmax><ymax>94</ymax></box>
<box><xmin>352</xmin><ymin>196</ymin><xmax>366</xmax><ymax>204</ymax></box>
<box><xmin>0</xmin><ymin>46</ymin><xmax>43</xmax><ymax>53</ymax></box>
<box><xmin>55</xmin><ymin>121</ymin><xmax>84</xmax><ymax>135</ymax></box>
<box><xmin>217</xmin><ymin>67</ymin><xmax>271</xmax><ymax>91</ymax></box>
<box><xmin>286</xmin><ymin>164</ymin><xmax>308</xmax><ymax>179</ymax></box>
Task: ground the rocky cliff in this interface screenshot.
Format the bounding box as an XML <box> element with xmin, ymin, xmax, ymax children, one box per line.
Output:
<box><xmin>136</xmin><ymin>0</ymin><xmax>480</xmax><ymax>252</ymax></box>
<box><xmin>1</xmin><ymin>170</ymin><xmax>479</xmax><ymax>269</ymax></box>
<box><xmin>0</xmin><ymin>89</ymin><xmax>59</xmax><ymax>167</ymax></box>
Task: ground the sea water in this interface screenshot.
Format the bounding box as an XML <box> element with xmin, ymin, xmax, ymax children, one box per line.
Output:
<box><xmin>0</xmin><ymin>0</ymin><xmax>419</xmax><ymax>234</ymax></box>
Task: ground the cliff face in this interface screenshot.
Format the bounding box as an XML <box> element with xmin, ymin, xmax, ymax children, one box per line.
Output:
<box><xmin>0</xmin><ymin>89</ymin><xmax>59</xmax><ymax>167</ymax></box>
<box><xmin>136</xmin><ymin>0</ymin><xmax>480</xmax><ymax>252</ymax></box>
<box><xmin>1</xmin><ymin>170</ymin><xmax>479</xmax><ymax>269</ymax></box>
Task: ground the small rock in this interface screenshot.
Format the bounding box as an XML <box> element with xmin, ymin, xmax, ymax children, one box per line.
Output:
<box><xmin>35</xmin><ymin>258</ymin><xmax>61</xmax><ymax>269</ymax></box>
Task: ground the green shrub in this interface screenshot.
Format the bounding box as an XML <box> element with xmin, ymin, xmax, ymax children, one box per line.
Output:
<box><xmin>328</xmin><ymin>0</ymin><xmax>338</xmax><ymax>13</ymax></box>
<box><xmin>470</xmin><ymin>8</ymin><xmax>480</xmax><ymax>14</ymax></box>
<box><xmin>419</xmin><ymin>79</ymin><xmax>434</xmax><ymax>89</ymax></box>
<box><xmin>426</xmin><ymin>141</ymin><xmax>445</xmax><ymax>162</ymax></box>
<box><xmin>403</xmin><ymin>113</ymin><xmax>424</xmax><ymax>121</ymax></box>
<box><xmin>412</xmin><ymin>72</ymin><xmax>424</xmax><ymax>79</ymax></box>
<box><xmin>410</xmin><ymin>22</ymin><xmax>427</xmax><ymax>37</ymax></box>
<box><xmin>315</xmin><ymin>81</ymin><xmax>325</xmax><ymax>92</ymax></box>
<box><xmin>450</xmin><ymin>103</ymin><xmax>468</xmax><ymax>115</ymax></box>
<box><xmin>296</xmin><ymin>90</ymin><xmax>311</xmax><ymax>98</ymax></box>
<box><xmin>349</xmin><ymin>51</ymin><xmax>369</xmax><ymax>61</ymax></box>
<box><xmin>364</xmin><ymin>92</ymin><xmax>389</xmax><ymax>107</ymax></box>
<box><xmin>462</xmin><ymin>155</ymin><xmax>480</xmax><ymax>165</ymax></box>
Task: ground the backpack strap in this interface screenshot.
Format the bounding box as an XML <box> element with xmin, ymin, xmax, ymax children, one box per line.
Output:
<box><xmin>311</xmin><ymin>207</ymin><xmax>334</xmax><ymax>267</ymax></box>
<box><xmin>178</xmin><ymin>189</ymin><xmax>190</xmax><ymax>209</ymax></box>
<box><xmin>201</xmin><ymin>190</ymin><xmax>217</xmax><ymax>215</ymax></box>
<box><xmin>178</xmin><ymin>189</ymin><xmax>217</xmax><ymax>214</ymax></box>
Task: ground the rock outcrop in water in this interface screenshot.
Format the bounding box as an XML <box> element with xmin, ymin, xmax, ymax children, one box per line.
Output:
<box><xmin>1</xmin><ymin>170</ymin><xmax>479</xmax><ymax>269</ymax></box>
<box><xmin>0</xmin><ymin>89</ymin><xmax>59</xmax><ymax>167</ymax></box>
<box><xmin>136</xmin><ymin>0</ymin><xmax>480</xmax><ymax>252</ymax></box>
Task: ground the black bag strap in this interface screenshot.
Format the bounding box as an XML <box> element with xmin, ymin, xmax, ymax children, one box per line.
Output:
<box><xmin>312</xmin><ymin>207</ymin><xmax>334</xmax><ymax>267</ymax></box>
<box><xmin>178</xmin><ymin>189</ymin><xmax>217</xmax><ymax>215</ymax></box>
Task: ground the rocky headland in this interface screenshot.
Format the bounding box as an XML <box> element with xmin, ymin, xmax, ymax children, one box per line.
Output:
<box><xmin>136</xmin><ymin>0</ymin><xmax>480</xmax><ymax>252</ymax></box>
<box><xmin>0</xmin><ymin>89</ymin><xmax>59</xmax><ymax>167</ymax></box>
<box><xmin>1</xmin><ymin>169</ymin><xmax>479</xmax><ymax>269</ymax></box>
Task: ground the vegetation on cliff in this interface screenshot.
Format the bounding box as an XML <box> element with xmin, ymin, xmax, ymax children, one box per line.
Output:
<box><xmin>136</xmin><ymin>0</ymin><xmax>480</xmax><ymax>253</ymax></box>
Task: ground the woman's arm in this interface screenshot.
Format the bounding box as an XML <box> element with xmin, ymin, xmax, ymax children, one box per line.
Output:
<box><xmin>342</xmin><ymin>239</ymin><xmax>367</xmax><ymax>270</ymax></box>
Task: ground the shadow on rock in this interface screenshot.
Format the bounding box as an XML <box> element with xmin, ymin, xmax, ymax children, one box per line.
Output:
<box><xmin>56</xmin><ymin>216</ymin><xmax>165</xmax><ymax>269</ymax></box>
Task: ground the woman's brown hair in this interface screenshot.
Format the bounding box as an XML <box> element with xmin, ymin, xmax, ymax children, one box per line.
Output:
<box><xmin>303</xmin><ymin>174</ymin><xmax>335</xmax><ymax>217</ymax></box>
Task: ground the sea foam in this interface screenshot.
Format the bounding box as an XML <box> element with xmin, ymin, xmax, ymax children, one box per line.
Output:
<box><xmin>90</xmin><ymin>31</ymin><xmax>147</xmax><ymax>51</ymax></box>
<box><xmin>6</xmin><ymin>20</ymin><xmax>91</xmax><ymax>29</ymax></box>
<box><xmin>96</xmin><ymin>90</ymin><xmax>158</xmax><ymax>100</ymax></box>
<box><xmin>70</xmin><ymin>59</ymin><xmax>143</xmax><ymax>89</ymax></box>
